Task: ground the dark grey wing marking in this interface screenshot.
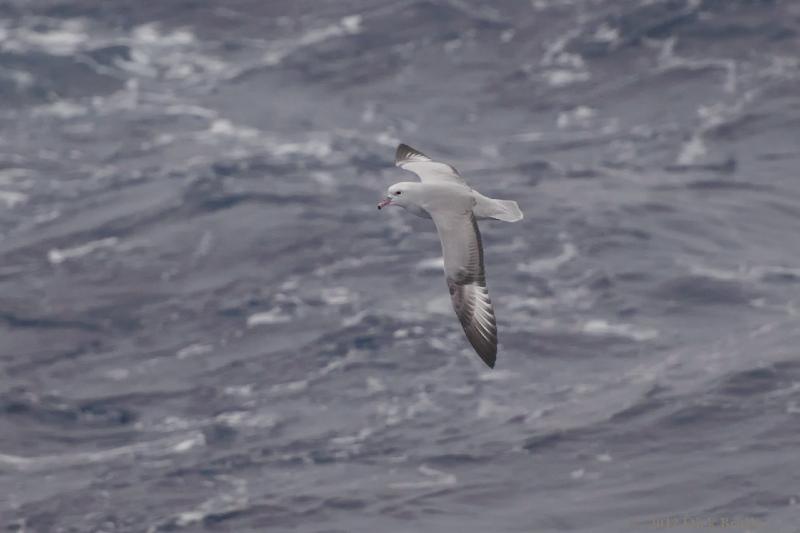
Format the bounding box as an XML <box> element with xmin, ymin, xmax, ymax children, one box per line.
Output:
<box><xmin>395</xmin><ymin>144</ymin><xmax>466</xmax><ymax>185</ymax></box>
<box><xmin>434</xmin><ymin>212</ymin><xmax>498</xmax><ymax>368</ymax></box>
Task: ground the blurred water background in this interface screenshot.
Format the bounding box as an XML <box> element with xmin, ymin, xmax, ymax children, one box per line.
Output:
<box><xmin>1</xmin><ymin>0</ymin><xmax>800</xmax><ymax>531</ymax></box>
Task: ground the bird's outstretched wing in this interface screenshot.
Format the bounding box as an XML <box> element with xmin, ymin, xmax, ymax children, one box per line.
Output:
<box><xmin>431</xmin><ymin>210</ymin><xmax>497</xmax><ymax>367</ymax></box>
<box><xmin>395</xmin><ymin>144</ymin><xmax>466</xmax><ymax>186</ymax></box>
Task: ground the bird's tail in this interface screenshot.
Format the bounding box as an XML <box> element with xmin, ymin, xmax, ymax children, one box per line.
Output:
<box><xmin>473</xmin><ymin>193</ymin><xmax>524</xmax><ymax>222</ymax></box>
<box><xmin>487</xmin><ymin>199</ymin><xmax>524</xmax><ymax>222</ymax></box>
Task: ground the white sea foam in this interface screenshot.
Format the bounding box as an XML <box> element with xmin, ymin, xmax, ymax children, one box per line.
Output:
<box><xmin>310</xmin><ymin>170</ymin><xmax>335</xmax><ymax>187</ymax></box>
<box><xmin>32</xmin><ymin>100</ymin><xmax>87</xmax><ymax>119</ymax></box>
<box><xmin>476</xmin><ymin>398</ymin><xmax>516</xmax><ymax>418</ymax></box>
<box><xmin>320</xmin><ymin>286</ymin><xmax>357</xmax><ymax>305</ymax></box>
<box><xmin>517</xmin><ymin>239</ymin><xmax>577</xmax><ymax>274</ymax></box>
<box><xmin>478</xmin><ymin>369</ymin><xmax>516</xmax><ymax>382</ymax></box>
<box><xmin>570</xmin><ymin>468</ymin><xmax>585</xmax><ymax>480</ymax></box>
<box><xmin>582</xmin><ymin>320</ymin><xmax>659</xmax><ymax>342</ymax></box>
<box><xmin>593</xmin><ymin>23</ymin><xmax>619</xmax><ymax>44</ymax></box>
<box><xmin>415</xmin><ymin>256</ymin><xmax>445</xmax><ymax>272</ymax></box>
<box><xmin>215</xmin><ymin>411</ymin><xmax>277</xmax><ymax>429</ymax></box>
<box><xmin>269</xmin><ymin>380</ymin><xmax>309</xmax><ymax>394</ymax></box>
<box><xmin>176</xmin><ymin>343</ymin><xmax>213</xmax><ymax>359</ymax></box>
<box><xmin>160</xmin><ymin>475</ymin><xmax>248</xmax><ymax>531</ymax></box>
<box><xmin>544</xmin><ymin>69</ymin><xmax>591</xmax><ymax>87</ymax></box>
<box><xmin>271</xmin><ymin>138</ymin><xmax>333</xmax><ymax>158</ymax></box>
<box><xmin>164</xmin><ymin>104</ymin><xmax>218</xmax><ymax>119</ymax></box>
<box><xmin>0</xmin><ymin>190</ymin><xmax>27</xmax><ymax>208</ymax></box>
<box><xmin>132</xmin><ymin>23</ymin><xmax>194</xmax><ymax>46</ymax></box>
<box><xmin>269</xmin><ymin>349</ymin><xmax>361</xmax><ymax>395</ymax></box>
<box><xmin>376</xmin><ymin>131</ymin><xmax>401</xmax><ymax>147</ymax></box>
<box><xmin>365</xmin><ymin>376</ymin><xmax>386</xmax><ymax>394</ymax></box>
<box><xmin>247</xmin><ymin>308</ymin><xmax>292</xmax><ymax>326</ymax></box>
<box><xmin>500</xmin><ymin>29</ymin><xmax>515</xmax><ymax>43</ymax></box>
<box><xmin>263</xmin><ymin>15</ymin><xmax>363</xmax><ymax>66</ymax></box>
<box><xmin>47</xmin><ymin>237</ymin><xmax>120</xmax><ymax>264</ymax></box>
<box><xmin>557</xmin><ymin>106</ymin><xmax>596</xmax><ymax>129</ymax></box>
<box><xmin>0</xmin><ymin>168</ymin><xmax>30</xmax><ymax>185</ymax></box>
<box><xmin>330</xmin><ymin>428</ymin><xmax>373</xmax><ymax>449</ymax></box>
<box><xmin>223</xmin><ymin>384</ymin><xmax>254</xmax><ymax>397</ymax></box>
<box><xmin>208</xmin><ymin>118</ymin><xmax>259</xmax><ymax>139</ymax></box>
<box><xmin>121</xmin><ymin>23</ymin><xmax>227</xmax><ymax>82</ymax></box>
<box><xmin>676</xmin><ymin>133</ymin><xmax>707</xmax><ymax>165</ymax></box>
<box><xmin>656</xmin><ymin>37</ymin><xmax>737</xmax><ymax>93</ymax></box>
<box><xmin>0</xmin><ymin>19</ymin><xmax>90</xmax><ymax>56</ymax></box>
<box><xmin>686</xmin><ymin>262</ymin><xmax>800</xmax><ymax>288</ymax></box>
<box><xmin>425</xmin><ymin>295</ymin><xmax>452</xmax><ymax>315</ymax></box>
<box><xmin>0</xmin><ymin>431</ymin><xmax>205</xmax><ymax>472</ymax></box>
<box><xmin>762</xmin><ymin>55</ymin><xmax>800</xmax><ymax>79</ymax></box>
<box><xmin>540</xmin><ymin>28</ymin><xmax>590</xmax><ymax>86</ymax></box>
<box><xmin>390</xmin><ymin>465</ymin><xmax>457</xmax><ymax>489</ymax></box>
<box><xmin>0</xmin><ymin>67</ymin><xmax>34</xmax><ymax>89</ymax></box>
<box><xmin>105</xmin><ymin>368</ymin><xmax>130</xmax><ymax>381</ymax></box>
<box><xmin>509</xmin><ymin>131</ymin><xmax>544</xmax><ymax>143</ymax></box>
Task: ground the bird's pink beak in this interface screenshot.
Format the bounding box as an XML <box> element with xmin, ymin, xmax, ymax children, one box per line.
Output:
<box><xmin>377</xmin><ymin>197</ymin><xmax>392</xmax><ymax>210</ymax></box>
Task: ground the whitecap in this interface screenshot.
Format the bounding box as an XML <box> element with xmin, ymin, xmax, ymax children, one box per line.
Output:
<box><xmin>476</xmin><ymin>398</ymin><xmax>516</xmax><ymax>418</ymax></box>
<box><xmin>655</xmin><ymin>37</ymin><xmax>737</xmax><ymax>93</ymax></box>
<box><xmin>543</xmin><ymin>69</ymin><xmax>590</xmax><ymax>87</ymax></box>
<box><xmin>376</xmin><ymin>131</ymin><xmax>401</xmax><ymax>147</ymax></box>
<box><xmin>105</xmin><ymin>368</ymin><xmax>130</xmax><ymax>381</ymax></box>
<box><xmin>0</xmin><ymin>431</ymin><xmax>205</xmax><ymax>472</ymax></box>
<box><xmin>132</xmin><ymin>23</ymin><xmax>195</xmax><ymax>46</ymax></box>
<box><xmin>269</xmin><ymin>380</ymin><xmax>309</xmax><ymax>394</ymax></box>
<box><xmin>365</xmin><ymin>376</ymin><xmax>386</xmax><ymax>393</ymax></box>
<box><xmin>582</xmin><ymin>320</ymin><xmax>659</xmax><ymax>342</ymax></box>
<box><xmin>2</xmin><ymin>19</ymin><xmax>90</xmax><ymax>56</ymax></box>
<box><xmin>208</xmin><ymin>118</ymin><xmax>259</xmax><ymax>139</ymax></box>
<box><xmin>223</xmin><ymin>384</ymin><xmax>253</xmax><ymax>397</ymax></box>
<box><xmin>676</xmin><ymin>134</ymin><xmax>707</xmax><ymax>165</ymax></box>
<box><xmin>478</xmin><ymin>369</ymin><xmax>516</xmax><ymax>382</ymax></box>
<box><xmin>247</xmin><ymin>309</ymin><xmax>291</xmax><ymax>326</ymax></box>
<box><xmin>0</xmin><ymin>190</ymin><xmax>27</xmax><ymax>208</ymax></box>
<box><xmin>262</xmin><ymin>14</ymin><xmax>362</xmax><ymax>67</ymax></box>
<box><xmin>0</xmin><ymin>168</ymin><xmax>31</xmax><ymax>185</ymax></box>
<box><xmin>390</xmin><ymin>465</ymin><xmax>457</xmax><ymax>490</ymax></box>
<box><xmin>47</xmin><ymin>237</ymin><xmax>119</xmax><ymax>264</ymax></box>
<box><xmin>425</xmin><ymin>295</ymin><xmax>452</xmax><ymax>315</ymax></box>
<box><xmin>557</xmin><ymin>106</ymin><xmax>596</xmax><ymax>129</ymax></box>
<box><xmin>176</xmin><ymin>343</ymin><xmax>213</xmax><ymax>359</ymax></box>
<box><xmin>157</xmin><ymin>475</ymin><xmax>248</xmax><ymax>531</ymax></box>
<box><xmin>517</xmin><ymin>239</ymin><xmax>577</xmax><ymax>274</ymax></box>
<box><xmin>330</xmin><ymin>428</ymin><xmax>373</xmax><ymax>448</ymax></box>
<box><xmin>32</xmin><ymin>100</ymin><xmax>87</xmax><ymax>119</ymax></box>
<box><xmin>570</xmin><ymin>468</ymin><xmax>585</xmax><ymax>480</ymax></box>
<box><xmin>215</xmin><ymin>411</ymin><xmax>277</xmax><ymax>429</ymax></box>
<box><xmin>593</xmin><ymin>23</ymin><xmax>619</xmax><ymax>44</ymax></box>
<box><xmin>320</xmin><ymin>286</ymin><xmax>357</xmax><ymax>305</ymax></box>
<box><xmin>270</xmin><ymin>138</ymin><xmax>332</xmax><ymax>158</ymax></box>
<box><xmin>415</xmin><ymin>256</ymin><xmax>445</xmax><ymax>272</ymax></box>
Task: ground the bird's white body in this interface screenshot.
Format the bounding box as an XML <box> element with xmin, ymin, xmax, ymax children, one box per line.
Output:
<box><xmin>390</xmin><ymin>181</ymin><xmax>523</xmax><ymax>223</ymax></box>
<box><xmin>378</xmin><ymin>144</ymin><xmax>523</xmax><ymax>368</ymax></box>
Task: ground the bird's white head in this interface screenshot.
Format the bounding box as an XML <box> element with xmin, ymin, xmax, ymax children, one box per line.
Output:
<box><xmin>377</xmin><ymin>182</ymin><xmax>422</xmax><ymax>211</ymax></box>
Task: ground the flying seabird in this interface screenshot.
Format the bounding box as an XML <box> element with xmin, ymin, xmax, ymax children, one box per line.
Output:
<box><xmin>378</xmin><ymin>144</ymin><xmax>523</xmax><ymax>368</ymax></box>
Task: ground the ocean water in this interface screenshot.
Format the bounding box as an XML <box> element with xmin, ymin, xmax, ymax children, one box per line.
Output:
<box><xmin>1</xmin><ymin>1</ymin><xmax>800</xmax><ymax>531</ymax></box>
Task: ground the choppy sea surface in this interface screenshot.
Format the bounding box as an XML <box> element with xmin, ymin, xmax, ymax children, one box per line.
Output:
<box><xmin>1</xmin><ymin>1</ymin><xmax>800</xmax><ymax>531</ymax></box>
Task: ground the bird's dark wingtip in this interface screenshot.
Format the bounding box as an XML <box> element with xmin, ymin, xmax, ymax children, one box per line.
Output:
<box><xmin>480</xmin><ymin>351</ymin><xmax>496</xmax><ymax>369</ymax></box>
<box><xmin>395</xmin><ymin>143</ymin><xmax>430</xmax><ymax>166</ymax></box>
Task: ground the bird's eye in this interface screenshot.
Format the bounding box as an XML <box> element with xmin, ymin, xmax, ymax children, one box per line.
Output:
<box><xmin>395</xmin><ymin>191</ymin><xmax>402</xmax><ymax>195</ymax></box>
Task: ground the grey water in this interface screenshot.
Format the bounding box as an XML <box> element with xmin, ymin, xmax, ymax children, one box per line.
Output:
<box><xmin>1</xmin><ymin>1</ymin><xmax>800</xmax><ymax>531</ymax></box>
